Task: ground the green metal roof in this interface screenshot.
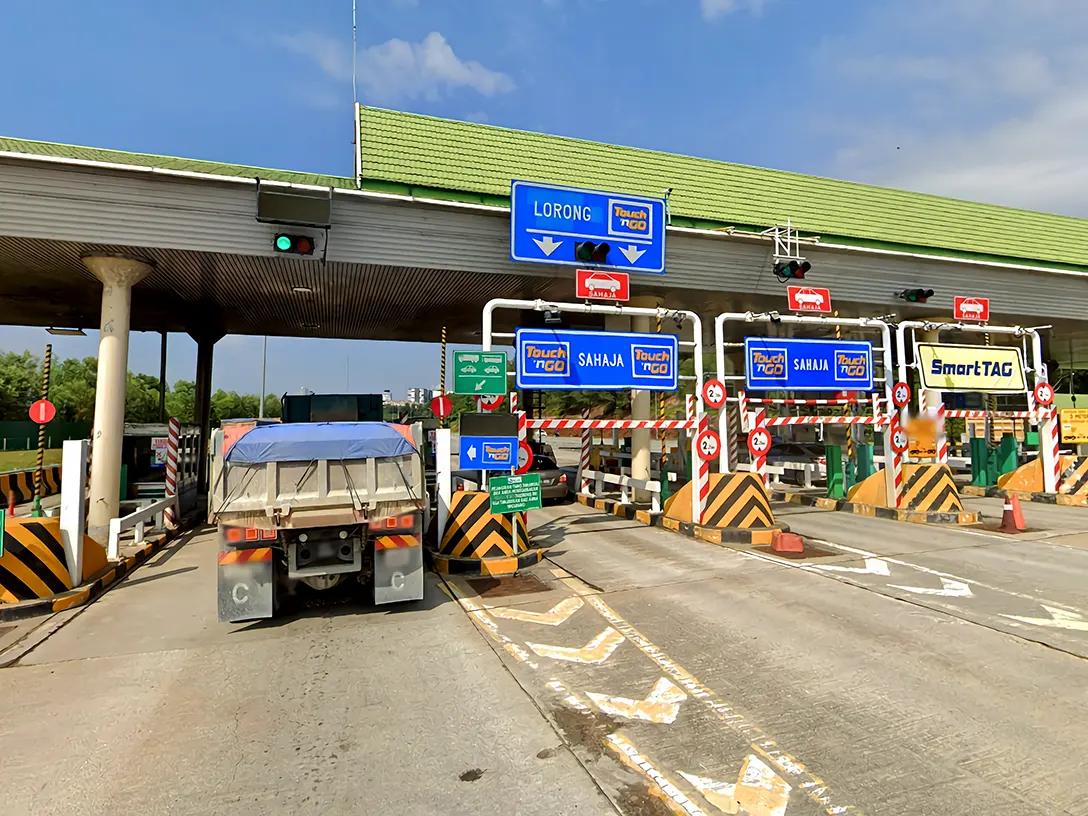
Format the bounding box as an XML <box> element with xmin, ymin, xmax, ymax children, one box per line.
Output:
<box><xmin>0</xmin><ymin>136</ymin><xmax>356</xmax><ymax>189</ymax></box>
<box><xmin>358</xmin><ymin>106</ymin><xmax>1088</xmax><ymax>271</ymax></box>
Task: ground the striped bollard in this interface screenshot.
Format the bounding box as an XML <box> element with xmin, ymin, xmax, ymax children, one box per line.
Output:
<box><xmin>686</xmin><ymin>394</ymin><xmax>695</xmax><ymax>421</ymax></box>
<box><xmin>888</xmin><ymin>413</ymin><xmax>904</xmax><ymax>508</ymax></box>
<box><xmin>936</xmin><ymin>403</ymin><xmax>948</xmax><ymax>464</ymax></box>
<box><xmin>753</xmin><ymin>408</ymin><xmax>769</xmax><ymax>490</ymax></box>
<box><xmin>691</xmin><ymin>413</ymin><xmax>710</xmax><ymax>525</ymax></box>
<box><xmin>1043</xmin><ymin>406</ymin><xmax>1061</xmax><ymax>494</ymax></box>
<box><xmin>578</xmin><ymin>409</ymin><xmax>592</xmax><ymax>494</ymax></box>
<box><xmin>738</xmin><ymin>390</ymin><xmax>749</xmax><ymax>433</ymax></box>
<box><xmin>163</xmin><ymin>416</ymin><xmax>180</xmax><ymax>531</ymax></box>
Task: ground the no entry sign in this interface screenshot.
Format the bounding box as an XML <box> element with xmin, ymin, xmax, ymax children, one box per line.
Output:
<box><xmin>29</xmin><ymin>399</ymin><xmax>55</xmax><ymax>424</ymax></box>
<box><xmin>430</xmin><ymin>394</ymin><xmax>453</xmax><ymax>419</ymax></box>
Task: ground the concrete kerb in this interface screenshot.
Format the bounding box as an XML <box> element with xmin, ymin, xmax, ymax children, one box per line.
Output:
<box><xmin>0</xmin><ymin>520</ymin><xmax>193</xmax><ymax>623</ymax></box>
<box><xmin>770</xmin><ymin>489</ymin><xmax>980</xmax><ymax>526</ymax></box>
<box><xmin>428</xmin><ymin>548</ymin><xmax>545</xmax><ymax>576</ymax></box>
<box><xmin>577</xmin><ymin>493</ymin><xmax>785</xmax><ymax>546</ymax></box>
<box><xmin>960</xmin><ymin>484</ymin><xmax>1088</xmax><ymax>507</ymax></box>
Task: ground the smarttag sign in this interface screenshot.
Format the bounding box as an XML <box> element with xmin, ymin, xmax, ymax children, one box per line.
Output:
<box><xmin>744</xmin><ymin>337</ymin><xmax>874</xmax><ymax>392</ymax></box>
<box><xmin>516</xmin><ymin>328</ymin><xmax>678</xmax><ymax>391</ymax></box>
<box><xmin>510</xmin><ymin>180</ymin><xmax>666</xmax><ymax>274</ymax></box>
<box><xmin>916</xmin><ymin>343</ymin><xmax>1026</xmax><ymax>393</ymax></box>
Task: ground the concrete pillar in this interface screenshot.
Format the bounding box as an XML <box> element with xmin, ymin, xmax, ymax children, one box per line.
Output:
<box><xmin>629</xmin><ymin>297</ymin><xmax>663</xmax><ymax>500</ymax></box>
<box><xmin>158</xmin><ymin>331</ymin><xmax>168</xmax><ymax>422</ymax></box>
<box><xmin>190</xmin><ymin>331</ymin><xmax>221</xmax><ymax>491</ymax></box>
<box><xmin>82</xmin><ymin>254</ymin><xmax>153</xmax><ymax>543</ymax></box>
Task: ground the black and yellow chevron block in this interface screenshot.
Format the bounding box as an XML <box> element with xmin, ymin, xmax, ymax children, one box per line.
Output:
<box><xmin>701</xmin><ymin>473</ymin><xmax>775</xmax><ymax>529</ymax></box>
<box><xmin>439</xmin><ymin>491</ymin><xmax>530</xmax><ymax>559</ymax></box>
<box><xmin>0</xmin><ymin>518</ymin><xmax>73</xmax><ymax>603</ymax></box>
<box><xmin>0</xmin><ymin>466</ymin><xmax>61</xmax><ymax>505</ymax></box>
<box><xmin>901</xmin><ymin>464</ymin><xmax>964</xmax><ymax>513</ymax></box>
<box><xmin>1059</xmin><ymin>457</ymin><xmax>1088</xmax><ymax>496</ymax></box>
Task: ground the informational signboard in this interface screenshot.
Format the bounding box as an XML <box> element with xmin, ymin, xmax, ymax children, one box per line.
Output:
<box><xmin>786</xmin><ymin>285</ymin><xmax>832</xmax><ymax>314</ymax></box>
<box><xmin>1060</xmin><ymin>408</ymin><xmax>1088</xmax><ymax>444</ymax></box>
<box><xmin>151</xmin><ymin>436</ymin><xmax>169</xmax><ymax>467</ymax></box>
<box><xmin>953</xmin><ymin>296</ymin><xmax>990</xmax><ymax>322</ymax></box>
<box><xmin>510</xmin><ymin>180</ymin><xmax>666</xmax><ymax>274</ymax></box>
<box><xmin>576</xmin><ymin>269</ymin><xmax>630</xmax><ymax>302</ymax></box>
<box><xmin>744</xmin><ymin>337</ymin><xmax>874</xmax><ymax>392</ymax></box>
<box><xmin>459</xmin><ymin>436</ymin><xmax>518</xmax><ymax>470</ymax></box>
<box><xmin>906</xmin><ymin>417</ymin><xmax>938</xmax><ymax>459</ymax></box>
<box><xmin>516</xmin><ymin>328</ymin><xmax>678</xmax><ymax>391</ymax></box>
<box><xmin>453</xmin><ymin>350</ymin><xmax>508</xmax><ymax>395</ymax></box>
<box><xmin>916</xmin><ymin>343</ymin><xmax>1026</xmax><ymax>393</ymax></box>
<box><xmin>488</xmin><ymin>473</ymin><xmax>544</xmax><ymax>514</ymax></box>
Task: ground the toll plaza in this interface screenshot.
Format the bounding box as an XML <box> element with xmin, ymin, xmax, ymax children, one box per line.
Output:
<box><xmin>5</xmin><ymin>107</ymin><xmax>1088</xmax><ymax>814</ymax></box>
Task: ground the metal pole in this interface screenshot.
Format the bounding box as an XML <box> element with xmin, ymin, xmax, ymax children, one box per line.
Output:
<box><xmin>158</xmin><ymin>331</ymin><xmax>168</xmax><ymax>423</ymax></box>
<box><xmin>33</xmin><ymin>344</ymin><xmax>52</xmax><ymax>517</ymax></box>
<box><xmin>440</xmin><ymin>326</ymin><xmax>448</xmax><ymax>429</ymax></box>
<box><xmin>258</xmin><ymin>335</ymin><xmax>268</xmax><ymax>419</ymax></box>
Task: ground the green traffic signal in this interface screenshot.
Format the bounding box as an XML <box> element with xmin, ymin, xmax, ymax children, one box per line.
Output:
<box><xmin>275</xmin><ymin>235</ymin><xmax>292</xmax><ymax>251</ymax></box>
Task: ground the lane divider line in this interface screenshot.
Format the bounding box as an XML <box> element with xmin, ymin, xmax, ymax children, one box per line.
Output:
<box><xmin>605</xmin><ymin>734</ymin><xmax>708</xmax><ymax>816</ymax></box>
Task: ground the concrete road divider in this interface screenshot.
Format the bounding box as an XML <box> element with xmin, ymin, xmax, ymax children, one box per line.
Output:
<box><xmin>0</xmin><ymin>465</ymin><xmax>61</xmax><ymax>504</ymax></box>
<box><xmin>430</xmin><ymin>491</ymin><xmax>538</xmax><ymax>576</ymax></box>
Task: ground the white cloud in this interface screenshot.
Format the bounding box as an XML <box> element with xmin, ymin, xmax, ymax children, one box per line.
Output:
<box><xmin>700</xmin><ymin>0</ymin><xmax>768</xmax><ymax>20</ymax></box>
<box><xmin>357</xmin><ymin>32</ymin><xmax>514</xmax><ymax>103</ymax></box>
<box><xmin>276</xmin><ymin>30</ymin><xmax>514</xmax><ymax>105</ymax></box>
<box><xmin>822</xmin><ymin>0</ymin><xmax>1088</xmax><ymax>216</ymax></box>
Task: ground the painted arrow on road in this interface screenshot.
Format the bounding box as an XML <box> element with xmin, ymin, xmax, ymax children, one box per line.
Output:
<box><xmin>1002</xmin><ymin>605</ymin><xmax>1088</xmax><ymax>631</ymax></box>
<box><xmin>807</xmin><ymin>557</ymin><xmax>890</xmax><ymax>576</ymax></box>
<box><xmin>490</xmin><ymin>597</ymin><xmax>583</xmax><ymax>626</ymax></box>
<box><xmin>680</xmin><ymin>755</ymin><xmax>792</xmax><ymax>816</ymax></box>
<box><xmin>587</xmin><ymin>677</ymin><xmax>687</xmax><ymax>724</ymax></box>
<box><xmin>889</xmin><ymin>576</ymin><xmax>973</xmax><ymax>597</ymax></box>
<box><xmin>527</xmin><ymin>627</ymin><xmax>624</xmax><ymax>664</ymax></box>
<box><xmin>532</xmin><ymin>235</ymin><xmax>563</xmax><ymax>256</ymax></box>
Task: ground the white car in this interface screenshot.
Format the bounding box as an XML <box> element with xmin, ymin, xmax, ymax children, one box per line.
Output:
<box><xmin>484</xmin><ymin>365</ymin><xmax>500</xmax><ymax>374</ymax></box>
<box><xmin>585</xmin><ymin>274</ymin><xmax>621</xmax><ymax>292</ymax></box>
<box><xmin>794</xmin><ymin>291</ymin><xmax>825</xmax><ymax>307</ymax></box>
<box><xmin>960</xmin><ymin>302</ymin><xmax>984</xmax><ymax>316</ymax></box>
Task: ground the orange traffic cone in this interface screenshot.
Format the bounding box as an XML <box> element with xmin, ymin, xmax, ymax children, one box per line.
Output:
<box><xmin>999</xmin><ymin>493</ymin><xmax>1027</xmax><ymax>533</ymax></box>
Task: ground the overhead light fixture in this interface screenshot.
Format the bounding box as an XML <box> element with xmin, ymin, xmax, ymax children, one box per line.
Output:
<box><xmin>543</xmin><ymin>309</ymin><xmax>562</xmax><ymax>325</ymax></box>
<box><xmin>46</xmin><ymin>327</ymin><xmax>86</xmax><ymax>336</ymax></box>
<box><xmin>301</xmin><ymin>323</ymin><xmax>320</xmax><ymax>330</ymax></box>
<box><xmin>291</xmin><ymin>286</ymin><xmax>313</xmax><ymax>294</ymax></box>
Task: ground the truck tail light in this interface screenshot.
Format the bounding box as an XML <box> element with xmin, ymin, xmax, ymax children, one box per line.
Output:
<box><xmin>369</xmin><ymin>513</ymin><xmax>416</xmax><ymax>531</ymax></box>
<box><xmin>224</xmin><ymin>527</ymin><xmax>243</xmax><ymax>543</ymax></box>
<box><xmin>559</xmin><ymin>474</ymin><xmax>567</xmax><ymax>483</ymax></box>
<box><xmin>244</xmin><ymin>528</ymin><xmax>260</xmax><ymax>542</ymax></box>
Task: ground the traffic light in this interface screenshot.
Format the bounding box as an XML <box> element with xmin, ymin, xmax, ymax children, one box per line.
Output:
<box><xmin>899</xmin><ymin>288</ymin><xmax>934</xmax><ymax>303</ymax></box>
<box><xmin>773</xmin><ymin>259</ymin><xmax>811</xmax><ymax>282</ymax></box>
<box><xmin>274</xmin><ymin>234</ymin><xmax>315</xmax><ymax>256</ymax></box>
<box><xmin>575</xmin><ymin>241</ymin><xmax>610</xmax><ymax>263</ymax></box>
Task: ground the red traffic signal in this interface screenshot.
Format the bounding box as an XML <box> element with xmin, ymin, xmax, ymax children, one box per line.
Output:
<box><xmin>773</xmin><ymin>259</ymin><xmax>811</xmax><ymax>282</ymax></box>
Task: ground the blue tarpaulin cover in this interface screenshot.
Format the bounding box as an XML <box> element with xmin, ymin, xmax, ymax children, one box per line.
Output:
<box><xmin>225</xmin><ymin>422</ymin><xmax>417</xmax><ymax>464</ymax></box>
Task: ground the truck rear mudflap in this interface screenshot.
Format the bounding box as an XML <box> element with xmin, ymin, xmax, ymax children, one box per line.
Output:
<box><xmin>372</xmin><ymin>530</ymin><xmax>424</xmax><ymax>604</ymax></box>
<box><xmin>217</xmin><ymin>547</ymin><xmax>275</xmax><ymax>622</ymax></box>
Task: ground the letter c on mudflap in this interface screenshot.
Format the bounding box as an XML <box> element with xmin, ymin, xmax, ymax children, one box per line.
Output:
<box><xmin>392</xmin><ymin>572</ymin><xmax>405</xmax><ymax>590</ymax></box>
<box><xmin>232</xmin><ymin>582</ymin><xmax>250</xmax><ymax>605</ymax></box>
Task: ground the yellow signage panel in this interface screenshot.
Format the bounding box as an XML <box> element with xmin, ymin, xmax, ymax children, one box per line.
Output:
<box><xmin>906</xmin><ymin>417</ymin><xmax>937</xmax><ymax>459</ymax></box>
<box><xmin>917</xmin><ymin>343</ymin><xmax>1026</xmax><ymax>393</ymax></box>
<box><xmin>1060</xmin><ymin>408</ymin><xmax>1088</xmax><ymax>444</ymax></box>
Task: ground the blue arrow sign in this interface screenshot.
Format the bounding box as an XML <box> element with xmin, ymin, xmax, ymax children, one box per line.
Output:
<box><xmin>510</xmin><ymin>180</ymin><xmax>666</xmax><ymax>274</ymax></box>
<box><xmin>744</xmin><ymin>337</ymin><xmax>874</xmax><ymax>392</ymax></box>
<box><xmin>517</xmin><ymin>329</ymin><xmax>678</xmax><ymax>391</ymax></box>
<box><xmin>459</xmin><ymin>436</ymin><xmax>518</xmax><ymax>471</ymax></box>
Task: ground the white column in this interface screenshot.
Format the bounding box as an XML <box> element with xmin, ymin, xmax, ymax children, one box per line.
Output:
<box><xmin>629</xmin><ymin>297</ymin><xmax>662</xmax><ymax>501</ymax></box>
<box><xmin>59</xmin><ymin>439</ymin><xmax>90</xmax><ymax>585</ymax></box>
<box><xmin>82</xmin><ymin>255</ymin><xmax>153</xmax><ymax>543</ymax></box>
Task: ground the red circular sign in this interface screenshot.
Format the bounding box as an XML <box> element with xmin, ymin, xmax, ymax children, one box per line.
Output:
<box><xmin>477</xmin><ymin>394</ymin><xmax>505</xmax><ymax>412</ymax></box>
<box><xmin>702</xmin><ymin>379</ymin><xmax>727</xmax><ymax>410</ymax></box>
<box><xmin>696</xmin><ymin>429</ymin><xmax>721</xmax><ymax>461</ymax></box>
<box><xmin>1034</xmin><ymin>382</ymin><xmax>1055</xmax><ymax>407</ymax></box>
<box><xmin>747</xmin><ymin>428</ymin><xmax>772</xmax><ymax>457</ymax></box>
<box><xmin>29</xmin><ymin>399</ymin><xmax>55</xmax><ymax>425</ymax></box>
<box><xmin>430</xmin><ymin>394</ymin><xmax>453</xmax><ymax>419</ymax></box>
<box><xmin>890</xmin><ymin>427</ymin><xmax>910</xmax><ymax>454</ymax></box>
<box><xmin>892</xmin><ymin>381</ymin><xmax>912</xmax><ymax>409</ymax></box>
<box><xmin>516</xmin><ymin>440</ymin><xmax>534</xmax><ymax>475</ymax></box>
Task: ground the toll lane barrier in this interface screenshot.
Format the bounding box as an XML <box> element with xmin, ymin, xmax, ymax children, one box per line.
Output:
<box><xmin>0</xmin><ymin>465</ymin><xmax>62</xmax><ymax>504</ymax></box>
<box><xmin>966</xmin><ymin>455</ymin><xmax>1088</xmax><ymax>506</ymax></box>
<box><xmin>663</xmin><ymin>473</ymin><xmax>776</xmax><ymax>529</ymax></box>
<box><xmin>431</xmin><ymin>491</ymin><xmax>537</xmax><ymax>577</ymax></box>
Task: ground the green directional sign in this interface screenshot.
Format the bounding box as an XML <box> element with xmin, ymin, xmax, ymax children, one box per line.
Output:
<box><xmin>453</xmin><ymin>350</ymin><xmax>508</xmax><ymax>395</ymax></box>
<box><xmin>488</xmin><ymin>473</ymin><xmax>543</xmax><ymax>515</ymax></box>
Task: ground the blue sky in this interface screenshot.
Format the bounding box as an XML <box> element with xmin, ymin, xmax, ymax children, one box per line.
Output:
<box><xmin>1</xmin><ymin>0</ymin><xmax>1083</xmax><ymax>398</ymax></box>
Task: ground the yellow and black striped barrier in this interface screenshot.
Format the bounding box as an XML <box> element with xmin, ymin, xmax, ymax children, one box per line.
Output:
<box><xmin>900</xmin><ymin>464</ymin><xmax>965</xmax><ymax>513</ymax></box>
<box><xmin>0</xmin><ymin>518</ymin><xmax>73</xmax><ymax>603</ymax></box>
<box><xmin>661</xmin><ymin>473</ymin><xmax>776</xmax><ymax>529</ymax></box>
<box><xmin>0</xmin><ymin>465</ymin><xmax>61</xmax><ymax>504</ymax></box>
<box><xmin>432</xmin><ymin>491</ymin><xmax>539</xmax><ymax>575</ymax></box>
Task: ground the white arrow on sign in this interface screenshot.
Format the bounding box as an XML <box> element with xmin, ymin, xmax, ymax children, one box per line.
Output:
<box><xmin>808</xmin><ymin>557</ymin><xmax>891</xmax><ymax>576</ymax></box>
<box><xmin>587</xmin><ymin>677</ymin><xmax>687</xmax><ymax>724</ymax></box>
<box><xmin>619</xmin><ymin>244</ymin><xmax>646</xmax><ymax>263</ymax></box>
<box><xmin>533</xmin><ymin>236</ymin><xmax>563</xmax><ymax>256</ymax></box>
<box><xmin>1002</xmin><ymin>605</ymin><xmax>1088</xmax><ymax>631</ymax></box>
<box><xmin>475</xmin><ymin>380</ymin><xmax>486</xmax><ymax>391</ymax></box>
<box><xmin>889</xmin><ymin>576</ymin><xmax>973</xmax><ymax>597</ymax></box>
<box><xmin>467</xmin><ymin>445</ymin><xmax>477</xmax><ymax>461</ymax></box>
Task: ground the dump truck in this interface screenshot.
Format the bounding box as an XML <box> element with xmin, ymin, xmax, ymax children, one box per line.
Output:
<box><xmin>209</xmin><ymin>421</ymin><xmax>427</xmax><ymax>622</ymax></box>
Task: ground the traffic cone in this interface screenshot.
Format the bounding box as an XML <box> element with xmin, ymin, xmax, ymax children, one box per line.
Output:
<box><xmin>999</xmin><ymin>493</ymin><xmax>1026</xmax><ymax>533</ymax></box>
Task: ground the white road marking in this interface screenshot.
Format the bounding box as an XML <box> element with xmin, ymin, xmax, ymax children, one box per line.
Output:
<box><xmin>527</xmin><ymin>627</ymin><xmax>625</xmax><ymax>664</ymax></box>
<box><xmin>587</xmin><ymin>677</ymin><xmax>687</xmax><ymax>724</ymax></box>
<box><xmin>1002</xmin><ymin>605</ymin><xmax>1088</xmax><ymax>631</ymax></box>
<box><xmin>888</xmin><ymin>577</ymin><xmax>973</xmax><ymax>597</ymax></box>
<box><xmin>807</xmin><ymin>557</ymin><xmax>890</xmax><ymax>576</ymax></box>
<box><xmin>681</xmin><ymin>756</ymin><xmax>793</xmax><ymax>816</ymax></box>
<box><xmin>606</xmin><ymin>734</ymin><xmax>707</xmax><ymax>816</ymax></box>
<box><xmin>490</xmin><ymin>597</ymin><xmax>584</xmax><ymax>625</ymax></box>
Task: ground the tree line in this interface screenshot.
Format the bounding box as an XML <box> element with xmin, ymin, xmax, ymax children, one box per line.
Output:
<box><xmin>0</xmin><ymin>351</ymin><xmax>281</xmax><ymax>425</ymax></box>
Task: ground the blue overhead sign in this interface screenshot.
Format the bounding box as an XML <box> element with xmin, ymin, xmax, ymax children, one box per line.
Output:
<box><xmin>516</xmin><ymin>329</ymin><xmax>678</xmax><ymax>391</ymax></box>
<box><xmin>744</xmin><ymin>337</ymin><xmax>874</xmax><ymax>392</ymax></box>
<box><xmin>509</xmin><ymin>180</ymin><xmax>666</xmax><ymax>274</ymax></box>
<box><xmin>459</xmin><ymin>436</ymin><xmax>518</xmax><ymax>471</ymax></box>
